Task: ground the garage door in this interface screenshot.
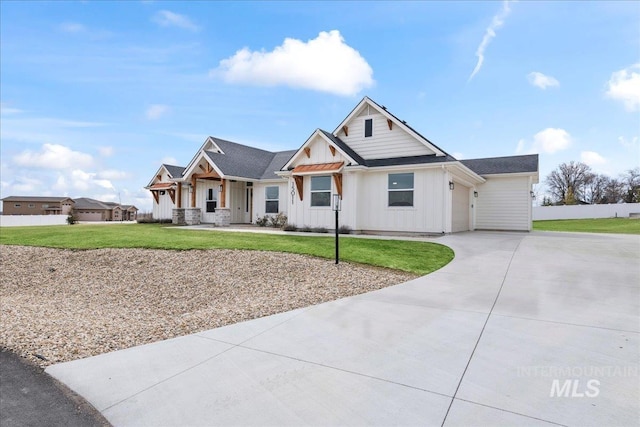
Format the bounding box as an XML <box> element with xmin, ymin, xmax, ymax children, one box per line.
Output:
<box><xmin>452</xmin><ymin>184</ymin><xmax>470</xmax><ymax>232</ymax></box>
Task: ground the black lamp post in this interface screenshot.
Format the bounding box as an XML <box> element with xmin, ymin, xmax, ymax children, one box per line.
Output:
<box><xmin>332</xmin><ymin>194</ymin><xmax>341</xmax><ymax>264</ymax></box>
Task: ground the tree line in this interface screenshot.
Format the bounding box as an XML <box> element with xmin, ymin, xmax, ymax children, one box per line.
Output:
<box><xmin>544</xmin><ymin>162</ymin><xmax>639</xmax><ymax>206</ymax></box>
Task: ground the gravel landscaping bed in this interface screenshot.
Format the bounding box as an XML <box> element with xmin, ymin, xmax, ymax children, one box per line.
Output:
<box><xmin>1</xmin><ymin>245</ymin><xmax>415</xmax><ymax>368</ymax></box>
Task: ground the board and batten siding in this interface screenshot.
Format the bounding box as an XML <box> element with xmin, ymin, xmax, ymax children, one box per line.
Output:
<box><xmin>253</xmin><ymin>181</ymin><xmax>288</xmax><ymax>222</ymax></box>
<box><xmin>475</xmin><ymin>176</ymin><xmax>532</xmax><ymax>231</ymax></box>
<box><xmin>153</xmin><ymin>192</ymin><xmax>174</xmax><ymax>220</ymax></box>
<box><xmin>356</xmin><ymin>168</ymin><xmax>446</xmax><ymax>233</ymax></box>
<box><xmin>336</xmin><ymin>109</ymin><xmax>435</xmax><ymax>160</ymax></box>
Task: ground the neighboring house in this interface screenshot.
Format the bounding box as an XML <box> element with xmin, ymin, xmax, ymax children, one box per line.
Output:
<box><xmin>146</xmin><ymin>97</ymin><xmax>539</xmax><ymax>233</ymax></box>
<box><xmin>1</xmin><ymin>196</ymin><xmax>75</xmax><ymax>216</ymax></box>
<box><xmin>1</xmin><ymin>196</ymin><xmax>138</xmax><ymax>222</ymax></box>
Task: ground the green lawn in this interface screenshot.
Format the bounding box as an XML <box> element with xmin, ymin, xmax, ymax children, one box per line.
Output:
<box><xmin>0</xmin><ymin>224</ymin><xmax>454</xmax><ymax>275</ymax></box>
<box><xmin>533</xmin><ymin>218</ymin><xmax>640</xmax><ymax>234</ymax></box>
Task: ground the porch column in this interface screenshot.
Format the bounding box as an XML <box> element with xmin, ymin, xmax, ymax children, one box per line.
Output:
<box><xmin>191</xmin><ymin>176</ymin><xmax>196</xmax><ymax>208</ymax></box>
<box><xmin>177</xmin><ymin>183</ymin><xmax>182</xmax><ymax>208</ymax></box>
<box><xmin>220</xmin><ymin>179</ymin><xmax>226</xmax><ymax>208</ymax></box>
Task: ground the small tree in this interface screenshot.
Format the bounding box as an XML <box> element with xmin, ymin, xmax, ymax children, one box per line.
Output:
<box><xmin>545</xmin><ymin>161</ymin><xmax>592</xmax><ymax>205</ymax></box>
<box><xmin>621</xmin><ymin>167</ymin><xmax>640</xmax><ymax>203</ymax></box>
<box><xmin>66</xmin><ymin>209</ymin><xmax>78</xmax><ymax>225</ymax></box>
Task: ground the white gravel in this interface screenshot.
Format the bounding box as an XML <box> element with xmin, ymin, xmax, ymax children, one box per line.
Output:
<box><xmin>0</xmin><ymin>245</ymin><xmax>415</xmax><ymax>368</ymax></box>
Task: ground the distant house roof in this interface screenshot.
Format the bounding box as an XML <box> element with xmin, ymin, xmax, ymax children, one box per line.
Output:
<box><xmin>461</xmin><ymin>154</ymin><xmax>539</xmax><ymax>175</ymax></box>
<box><xmin>1</xmin><ymin>196</ymin><xmax>73</xmax><ymax>202</ymax></box>
<box><xmin>73</xmin><ymin>198</ymin><xmax>114</xmax><ymax>210</ymax></box>
<box><xmin>163</xmin><ymin>164</ymin><xmax>185</xmax><ymax>178</ymax></box>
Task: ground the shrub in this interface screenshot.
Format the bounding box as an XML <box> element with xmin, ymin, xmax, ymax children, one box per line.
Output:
<box><xmin>282</xmin><ymin>223</ymin><xmax>297</xmax><ymax>231</ymax></box>
<box><xmin>300</xmin><ymin>225</ymin><xmax>313</xmax><ymax>232</ymax></box>
<box><xmin>312</xmin><ymin>226</ymin><xmax>328</xmax><ymax>233</ymax></box>
<box><xmin>268</xmin><ymin>212</ymin><xmax>288</xmax><ymax>228</ymax></box>
<box><xmin>338</xmin><ymin>225</ymin><xmax>352</xmax><ymax>234</ymax></box>
<box><xmin>66</xmin><ymin>210</ymin><xmax>78</xmax><ymax>225</ymax></box>
<box><xmin>255</xmin><ymin>216</ymin><xmax>269</xmax><ymax>227</ymax></box>
<box><xmin>136</xmin><ymin>218</ymin><xmax>172</xmax><ymax>224</ymax></box>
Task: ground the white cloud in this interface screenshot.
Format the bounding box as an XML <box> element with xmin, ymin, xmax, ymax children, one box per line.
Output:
<box><xmin>59</xmin><ymin>22</ymin><xmax>86</xmax><ymax>33</ymax></box>
<box><xmin>161</xmin><ymin>156</ymin><xmax>178</xmax><ymax>165</ymax></box>
<box><xmin>468</xmin><ymin>0</ymin><xmax>513</xmax><ymax>82</ymax></box>
<box><xmin>532</xmin><ymin>128</ymin><xmax>572</xmax><ymax>154</ymax></box>
<box><xmin>0</xmin><ymin>103</ymin><xmax>23</xmax><ymax>115</ymax></box>
<box><xmin>452</xmin><ymin>152</ymin><xmax>465</xmax><ymax>160</ymax></box>
<box><xmin>527</xmin><ymin>72</ymin><xmax>560</xmax><ymax>89</ymax></box>
<box><xmin>517</xmin><ymin>128</ymin><xmax>572</xmax><ymax>154</ymax></box>
<box><xmin>98</xmin><ymin>146</ymin><xmax>114</xmax><ymax>157</ymax></box>
<box><xmin>606</xmin><ymin>64</ymin><xmax>640</xmax><ymax>112</ymax></box>
<box><xmin>97</xmin><ymin>169</ymin><xmax>130</xmax><ymax>180</ymax></box>
<box><xmin>213</xmin><ymin>30</ymin><xmax>374</xmax><ymax>97</ymax></box>
<box><xmin>618</xmin><ymin>136</ymin><xmax>638</xmax><ymax>149</ymax></box>
<box><xmin>13</xmin><ymin>143</ymin><xmax>94</xmax><ymax>169</ymax></box>
<box><xmin>12</xmin><ymin>177</ymin><xmax>42</xmax><ymax>194</ymax></box>
<box><xmin>145</xmin><ymin>104</ymin><xmax>169</xmax><ymax>120</ymax></box>
<box><xmin>152</xmin><ymin>10</ymin><xmax>199</xmax><ymax>31</ymax></box>
<box><xmin>70</xmin><ymin>170</ymin><xmax>115</xmax><ymax>192</ymax></box>
<box><xmin>580</xmin><ymin>151</ymin><xmax>607</xmax><ymax>166</ymax></box>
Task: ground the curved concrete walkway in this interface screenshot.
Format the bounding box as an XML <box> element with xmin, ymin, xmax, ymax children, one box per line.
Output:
<box><xmin>46</xmin><ymin>231</ymin><xmax>639</xmax><ymax>426</ymax></box>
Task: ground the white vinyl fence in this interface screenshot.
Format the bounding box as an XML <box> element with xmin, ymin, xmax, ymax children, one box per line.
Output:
<box><xmin>533</xmin><ymin>203</ymin><xmax>640</xmax><ymax>220</ymax></box>
<box><xmin>0</xmin><ymin>215</ymin><xmax>68</xmax><ymax>227</ymax></box>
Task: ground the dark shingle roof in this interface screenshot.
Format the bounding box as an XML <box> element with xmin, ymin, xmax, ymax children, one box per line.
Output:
<box><xmin>260</xmin><ymin>150</ymin><xmax>297</xmax><ymax>180</ymax></box>
<box><xmin>206</xmin><ymin>137</ymin><xmax>294</xmax><ymax>180</ymax></box>
<box><xmin>366</xmin><ymin>154</ymin><xmax>457</xmax><ymax>168</ymax></box>
<box><xmin>163</xmin><ymin>164</ymin><xmax>185</xmax><ymax>178</ymax></box>
<box><xmin>461</xmin><ymin>154</ymin><xmax>539</xmax><ymax>175</ymax></box>
<box><xmin>73</xmin><ymin>197</ymin><xmax>113</xmax><ymax>210</ymax></box>
<box><xmin>1</xmin><ymin>196</ymin><xmax>72</xmax><ymax>202</ymax></box>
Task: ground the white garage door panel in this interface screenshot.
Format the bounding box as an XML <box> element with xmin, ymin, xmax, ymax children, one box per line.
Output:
<box><xmin>452</xmin><ymin>185</ymin><xmax>470</xmax><ymax>232</ymax></box>
<box><xmin>476</xmin><ymin>177</ymin><xmax>530</xmax><ymax>231</ymax></box>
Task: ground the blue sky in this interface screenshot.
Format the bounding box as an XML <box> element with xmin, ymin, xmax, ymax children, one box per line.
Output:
<box><xmin>1</xmin><ymin>1</ymin><xmax>638</xmax><ymax>211</ymax></box>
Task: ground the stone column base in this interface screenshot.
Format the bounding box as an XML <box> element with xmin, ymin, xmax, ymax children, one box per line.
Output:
<box><xmin>172</xmin><ymin>208</ymin><xmax>185</xmax><ymax>225</ymax></box>
<box><xmin>185</xmin><ymin>208</ymin><xmax>201</xmax><ymax>225</ymax></box>
<box><xmin>214</xmin><ymin>208</ymin><xmax>231</xmax><ymax>227</ymax></box>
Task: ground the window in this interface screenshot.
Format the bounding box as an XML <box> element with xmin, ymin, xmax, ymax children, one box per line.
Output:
<box><xmin>14</xmin><ymin>204</ymin><xmax>21</xmax><ymax>208</ymax></box>
<box><xmin>265</xmin><ymin>186</ymin><xmax>279</xmax><ymax>214</ymax></box>
<box><xmin>28</xmin><ymin>204</ymin><xmax>35</xmax><ymax>208</ymax></box>
<box><xmin>388</xmin><ymin>173</ymin><xmax>414</xmax><ymax>207</ymax></box>
<box><xmin>311</xmin><ymin>176</ymin><xmax>331</xmax><ymax>207</ymax></box>
<box><xmin>364</xmin><ymin>118</ymin><xmax>373</xmax><ymax>137</ymax></box>
<box><xmin>206</xmin><ymin>188</ymin><xmax>217</xmax><ymax>213</ymax></box>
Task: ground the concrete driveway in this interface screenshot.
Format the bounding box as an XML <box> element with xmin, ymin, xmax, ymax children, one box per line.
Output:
<box><xmin>46</xmin><ymin>231</ymin><xmax>640</xmax><ymax>426</ymax></box>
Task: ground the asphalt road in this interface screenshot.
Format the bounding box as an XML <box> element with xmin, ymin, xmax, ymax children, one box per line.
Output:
<box><xmin>0</xmin><ymin>349</ymin><xmax>109</xmax><ymax>427</ymax></box>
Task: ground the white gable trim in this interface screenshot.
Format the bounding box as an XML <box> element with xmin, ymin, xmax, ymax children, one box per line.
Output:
<box><xmin>146</xmin><ymin>164</ymin><xmax>172</xmax><ymax>188</ymax></box>
<box><xmin>181</xmin><ymin>151</ymin><xmax>225</xmax><ymax>180</ymax></box>
<box><xmin>181</xmin><ymin>137</ymin><xmax>225</xmax><ymax>180</ymax></box>
<box><xmin>332</xmin><ymin>97</ymin><xmax>446</xmax><ymax>157</ymax></box>
<box><xmin>282</xmin><ymin>129</ymin><xmax>360</xmax><ymax>170</ymax></box>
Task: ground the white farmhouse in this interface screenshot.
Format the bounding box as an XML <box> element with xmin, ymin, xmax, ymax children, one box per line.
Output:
<box><xmin>146</xmin><ymin>97</ymin><xmax>538</xmax><ymax>233</ymax></box>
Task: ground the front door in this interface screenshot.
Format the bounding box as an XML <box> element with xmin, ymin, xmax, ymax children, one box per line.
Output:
<box><xmin>230</xmin><ymin>182</ymin><xmax>245</xmax><ymax>223</ymax></box>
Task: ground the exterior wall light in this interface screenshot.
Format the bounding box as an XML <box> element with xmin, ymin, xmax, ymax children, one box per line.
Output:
<box><xmin>449</xmin><ymin>181</ymin><xmax>455</xmax><ymax>190</ymax></box>
<box><xmin>530</xmin><ymin>190</ymin><xmax>536</xmax><ymax>199</ymax></box>
<box><xmin>474</xmin><ymin>191</ymin><xmax>478</xmax><ymax>198</ymax></box>
<box><xmin>219</xmin><ymin>184</ymin><xmax>224</xmax><ymax>192</ymax></box>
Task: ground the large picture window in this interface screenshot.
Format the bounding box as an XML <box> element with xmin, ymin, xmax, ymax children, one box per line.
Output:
<box><xmin>388</xmin><ymin>173</ymin><xmax>414</xmax><ymax>207</ymax></box>
<box><xmin>265</xmin><ymin>186</ymin><xmax>279</xmax><ymax>213</ymax></box>
<box><xmin>311</xmin><ymin>176</ymin><xmax>331</xmax><ymax>207</ymax></box>
<box><xmin>206</xmin><ymin>188</ymin><xmax>217</xmax><ymax>213</ymax></box>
